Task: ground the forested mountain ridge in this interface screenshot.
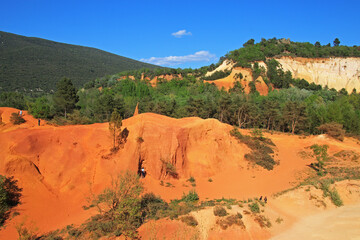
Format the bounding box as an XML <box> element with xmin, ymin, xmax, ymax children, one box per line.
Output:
<box><xmin>0</xmin><ymin>31</ymin><xmax>159</xmax><ymax>92</ymax></box>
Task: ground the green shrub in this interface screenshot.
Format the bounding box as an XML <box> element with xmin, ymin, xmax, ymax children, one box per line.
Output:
<box><xmin>0</xmin><ymin>175</ymin><xmax>22</xmax><ymax>227</ymax></box>
<box><xmin>329</xmin><ymin>188</ymin><xmax>343</xmax><ymax>207</ymax></box>
<box><xmin>10</xmin><ymin>113</ymin><xmax>26</xmax><ymax>125</ymax></box>
<box><xmin>310</xmin><ymin>144</ymin><xmax>329</xmax><ymax>174</ymax></box>
<box><xmin>318</xmin><ymin>180</ymin><xmax>343</xmax><ymax>207</ymax></box>
<box><xmin>187</xmin><ymin>176</ymin><xmax>196</xmax><ymax>183</ymax></box>
<box><xmin>213</xmin><ymin>206</ymin><xmax>227</xmax><ymax>217</ymax></box>
<box><xmin>141</xmin><ymin>193</ymin><xmax>168</xmax><ymax>220</ymax></box>
<box><xmin>251</xmin><ymin>128</ymin><xmax>264</xmax><ymax>140</ymax></box>
<box><xmin>181</xmin><ymin>190</ymin><xmax>199</xmax><ymax>203</ymax></box>
<box><xmin>202</xmin><ymin>70</ymin><xmax>231</xmax><ymax>81</ymax></box>
<box><xmin>249</xmin><ymin>202</ymin><xmax>260</xmax><ymax>213</ymax></box>
<box><xmin>68</xmin><ymin>228</ymin><xmax>82</xmax><ymax>237</ymax></box>
<box><xmin>166</xmin><ymin>202</ymin><xmax>195</xmax><ymax>220</ymax></box>
<box><xmin>86</xmin><ymin>171</ymin><xmax>143</xmax><ymax>239</ymax></box>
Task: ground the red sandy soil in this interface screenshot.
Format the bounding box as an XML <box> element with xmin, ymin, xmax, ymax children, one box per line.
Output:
<box><xmin>1</xmin><ymin>107</ymin><xmax>360</xmax><ymax>239</ymax></box>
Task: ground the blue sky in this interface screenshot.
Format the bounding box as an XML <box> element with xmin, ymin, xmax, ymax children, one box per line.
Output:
<box><xmin>1</xmin><ymin>0</ymin><xmax>359</xmax><ymax>68</ymax></box>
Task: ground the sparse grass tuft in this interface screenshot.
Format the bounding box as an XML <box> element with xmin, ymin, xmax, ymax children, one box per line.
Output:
<box><xmin>275</xmin><ymin>217</ymin><xmax>283</xmax><ymax>224</ymax></box>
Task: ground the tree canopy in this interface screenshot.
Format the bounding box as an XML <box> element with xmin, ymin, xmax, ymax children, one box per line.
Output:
<box><xmin>53</xmin><ymin>77</ymin><xmax>79</xmax><ymax>118</ymax></box>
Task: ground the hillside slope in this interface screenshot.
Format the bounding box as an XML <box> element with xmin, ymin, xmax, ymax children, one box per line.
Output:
<box><xmin>205</xmin><ymin>57</ymin><xmax>360</xmax><ymax>93</ymax></box>
<box><xmin>0</xmin><ymin>31</ymin><xmax>158</xmax><ymax>92</ymax></box>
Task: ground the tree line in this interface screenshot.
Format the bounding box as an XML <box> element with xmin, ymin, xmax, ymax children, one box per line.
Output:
<box><xmin>227</xmin><ymin>38</ymin><xmax>360</xmax><ymax>68</ymax></box>
<box><xmin>1</xmin><ymin>71</ymin><xmax>359</xmax><ymax>137</ymax></box>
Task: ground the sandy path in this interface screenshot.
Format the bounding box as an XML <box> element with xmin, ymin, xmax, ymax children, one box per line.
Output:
<box><xmin>270</xmin><ymin>204</ymin><xmax>360</xmax><ymax>240</ymax></box>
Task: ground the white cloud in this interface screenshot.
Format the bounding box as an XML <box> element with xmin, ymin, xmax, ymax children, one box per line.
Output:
<box><xmin>171</xmin><ymin>29</ymin><xmax>192</xmax><ymax>38</ymax></box>
<box><xmin>140</xmin><ymin>51</ymin><xmax>216</xmax><ymax>66</ymax></box>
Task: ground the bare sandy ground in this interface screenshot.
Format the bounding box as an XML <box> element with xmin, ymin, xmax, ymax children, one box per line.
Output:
<box><xmin>270</xmin><ymin>203</ymin><xmax>360</xmax><ymax>240</ymax></box>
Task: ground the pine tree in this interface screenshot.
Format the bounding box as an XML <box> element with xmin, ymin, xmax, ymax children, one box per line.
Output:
<box><xmin>109</xmin><ymin>109</ymin><xmax>122</xmax><ymax>151</ymax></box>
<box><xmin>283</xmin><ymin>101</ymin><xmax>307</xmax><ymax>134</ymax></box>
<box><xmin>53</xmin><ymin>77</ymin><xmax>78</xmax><ymax>118</ymax></box>
<box><xmin>333</xmin><ymin>38</ymin><xmax>340</xmax><ymax>47</ymax></box>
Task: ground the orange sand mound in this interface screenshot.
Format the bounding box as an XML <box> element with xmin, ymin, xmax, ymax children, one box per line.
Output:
<box><xmin>1</xmin><ymin>107</ymin><xmax>360</xmax><ymax>239</ymax></box>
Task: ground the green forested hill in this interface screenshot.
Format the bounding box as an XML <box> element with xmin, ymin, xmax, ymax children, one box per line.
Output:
<box><xmin>0</xmin><ymin>31</ymin><xmax>158</xmax><ymax>92</ymax></box>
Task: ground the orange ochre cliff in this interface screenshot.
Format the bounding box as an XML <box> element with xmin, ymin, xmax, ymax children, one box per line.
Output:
<box><xmin>0</xmin><ymin>107</ymin><xmax>360</xmax><ymax>239</ymax></box>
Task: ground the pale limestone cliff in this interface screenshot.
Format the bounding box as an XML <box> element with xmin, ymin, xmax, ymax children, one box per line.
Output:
<box><xmin>261</xmin><ymin>57</ymin><xmax>360</xmax><ymax>92</ymax></box>
<box><xmin>205</xmin><ymin>59</ymin><xmax>235</xmax><ymax>77</ymax></box>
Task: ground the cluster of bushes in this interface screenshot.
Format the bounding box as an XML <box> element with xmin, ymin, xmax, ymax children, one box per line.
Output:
<box><xmin>10</xmin><ymin>113</ymin><xmax>25</xmax><ymax>125</ymax></box>
<box><xmin>318</xmin><ymin>179</ymin><xmax>343</xmax><ymax>207</ymax></box>
<box><xmin>254</xmin><ymin>215</ymin><xmax>272</xmax><ymax>228</ymax></box>
<box><xmin>216</xmin><ymin>213</ymin><xmax>245</xmax><ymax>230</ymax></box>
<box><xmin>34</xmin><ymin>179</ymin><xmax>275</xmax><ymax>239</ymax></box>
<box><xmin>230</xmin><ymin>128</ymin><xmax>276</xmax><ymax>170</ymax></box>
<box><xmin>248</xmin><ymin>202</ymin><xmax>260</xmax><ymax>213</ymax></box>
<box><xmin>213</xmin><ymin>206</ymin><xmax>228</xmax><ymax>217</ymax></box>
<box><xmin>0</xmin><ymin>175</ymin><xmax>22</xmax><ymax>227</ymax></box>
<box><xmin>37</xmin><ymin>172</ymin><xmax>202</xmax><ymax>239</ymax></box>
<box><xmin>310</xmin><ymin>144</ymin><xmax>329</xmax><ymax>176</ymax></box>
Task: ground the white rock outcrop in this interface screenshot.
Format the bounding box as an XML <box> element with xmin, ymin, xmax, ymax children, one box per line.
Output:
<box><xmin>275</xmin><ymin>57</ymin><xmax>360</xmax><ymax>92</ymax></box>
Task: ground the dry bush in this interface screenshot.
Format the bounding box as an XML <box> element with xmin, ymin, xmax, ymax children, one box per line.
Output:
<box><xmin>161</xmin><ymin>159</ymin><xmax>178</xmax><ymax>178</ymax></box>
<box><xmin>216</xmin><ymin>213</ymin><xmax>245</xmax><ymax>230</ymax></box>
<box><xmin>180</xmin><ymin>215</ymin><xmax>198</xmax><ymax>227</ymax></box>
<box><xmin>213</xmin><ymin>206</ymin><xmax>227</xmax><ymax>217</ymax></box>
<box><xmin>254</xmin><ymin>215</ymin><xmax>271</xmax><ymax>228</ymax></box>
<box><xmin>317</xmin><ymin>122</ymin><xmax>346</xmax><ymax>141</ymax></box>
